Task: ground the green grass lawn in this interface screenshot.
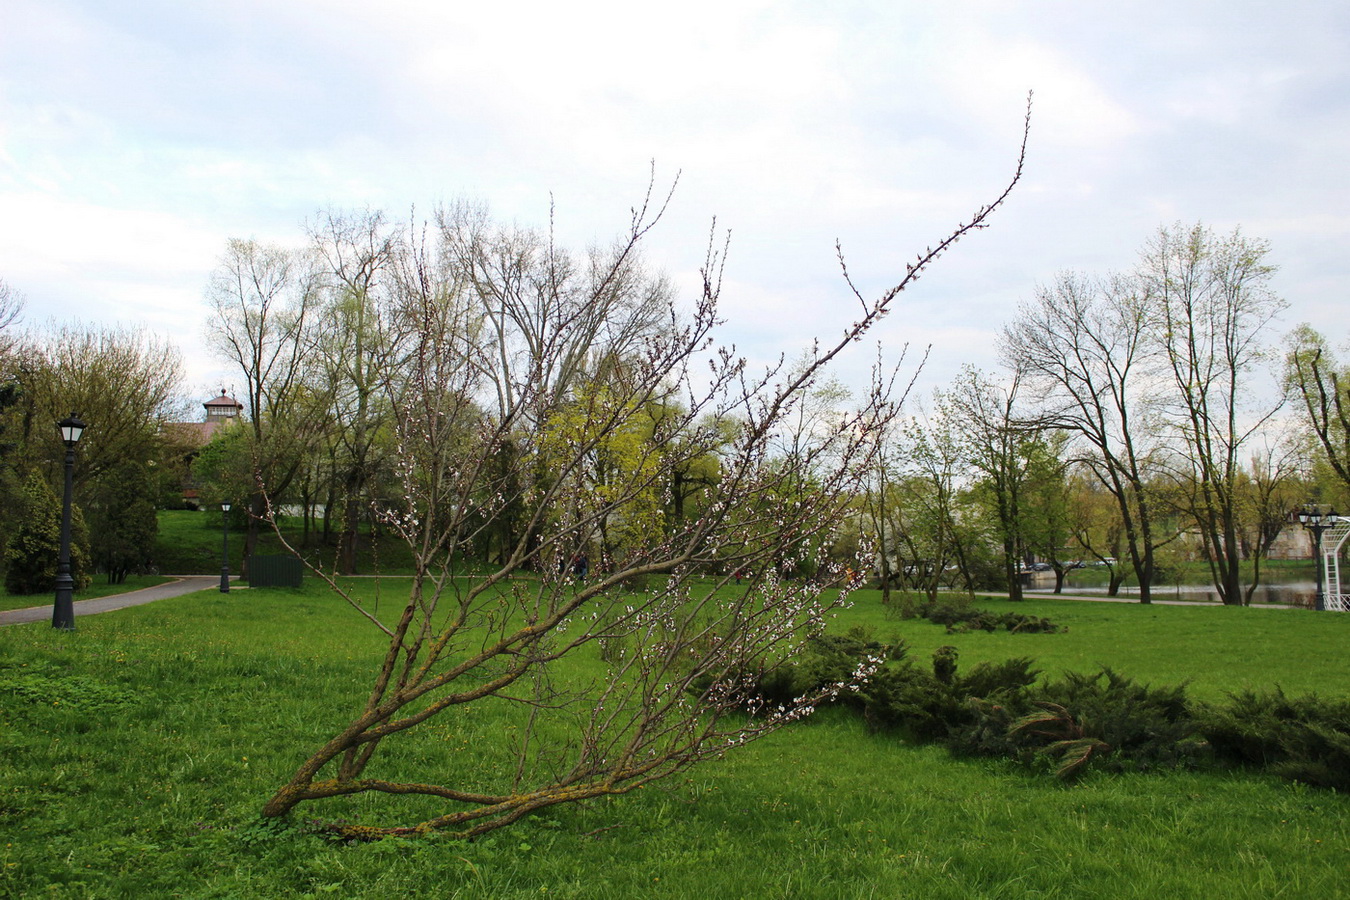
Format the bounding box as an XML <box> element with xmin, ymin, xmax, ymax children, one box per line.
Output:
<box><xmin>155</xmin><ymin>509</ymin><xmax>420</xmax><ymax>576</ymax></box>
<box><xmin>855</xmin><ymin>592</ymin><xmax>1350</xmax><ymax>702</ymax></box>
<box><xmin>1</xmin><ymin>581</ymin><xmax>1347</xmax><ymax>898</ymax></box>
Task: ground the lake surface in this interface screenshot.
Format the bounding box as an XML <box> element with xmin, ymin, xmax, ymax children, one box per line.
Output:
<box><xmin>1025</xmin><ymin>574</ymin><xmax>1318</xmax><ymax>606</ymax></box>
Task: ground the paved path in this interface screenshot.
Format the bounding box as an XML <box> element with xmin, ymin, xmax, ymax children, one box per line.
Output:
<box><xmin>0</xmin><ymin>580</ymin><xmax>1294</xmax><ymax>627</ymax></box>
<box><xmin>0</xmin><ymin>576</ymin><xmax>228</xmax><ymax>626</ymax></box>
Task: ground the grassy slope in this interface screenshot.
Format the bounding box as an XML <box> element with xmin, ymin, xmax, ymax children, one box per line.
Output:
<box><xmin>155</xmin><ymin>509</ymin><xmax>419</xmax><ymax>576</ymax></box>
<box><xmin>0</xmin><ymin>582</ymin><xmax>1346</xmax><ymax>898</ymax></box>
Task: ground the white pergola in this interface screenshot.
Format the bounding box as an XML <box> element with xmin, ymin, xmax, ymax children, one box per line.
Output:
<box><xmin>1321</xmin><ymin>516</ymin><xmax>1350</xmax><ymax>612</ymax></box>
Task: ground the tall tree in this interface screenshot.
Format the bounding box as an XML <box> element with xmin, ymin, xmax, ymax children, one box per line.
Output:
<box><xmin>437</xmin><ymin>197</ymin><xmax>675</xmax><ymax>429</ymax></box>
<box><xmin>310</xmin><ymin>210</ymin><xmax>403</xmax><ymax>574</ymax></box>
<box><xmin>205</xmin><ymin>239</ymin><xmax>326</xmax><ymax>568</ymax></box>
<box><xmin>1285</xmin><ymin>324</ymin><xmax>1350</xmax><ymax>500</ymax></box>
<box><xmin>433</xmin><ymin>193</ymin><xmax>681</xmax><ymax>565</ymax></box>
<box><xmin>1002</xmin><ymin>271</ymin><xmax>1169</xmax><ymax>603</ymax></box>
<box><xmin>1142</xmin><ymin>222</ymin><xmax>1287</xmax><ymax>606</ymax></box>
<box><xmin>945</xmin><ymin>366</ymin><xmax>1034</xmax><ymax>600</ymax></box>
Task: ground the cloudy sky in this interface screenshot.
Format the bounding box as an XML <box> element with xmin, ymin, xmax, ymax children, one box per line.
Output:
<box><xmin>2</xmin><ymin>0</ymin><xmax>1348</xmax><ymax>406</ymax></box>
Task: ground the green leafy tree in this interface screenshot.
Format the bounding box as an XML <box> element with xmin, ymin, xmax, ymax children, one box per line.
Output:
<box><xmin>189</xmin><ymin>425</ymin><xmax>255</xmax><ymax>509</ymax></box>
<box><xmin>945</xmin><ymin>366</ymin><xmax>1036</xmax><ymax>600</ymax></box>
<box><xmin>539</xmin><ymin>381</ymin><xmax>667</xmax><ymax>570</ymax></box>
<box><xmin>1064</xmin><ymin>466</ymin><xmax>1131</xmax><ymax>594</ymax></box>
<box><xmin>87</xmin><ymin>461</ymin><xmax>158</xmax><ymax>584</ymax></box>
<box><xmin>4</xmin><ymin>471</ymin><xmax>90</xmax><ymax>594</ymax></box>
<box><xmin>16</xmin><ymin>324</ymin><xmax>186</xmax><ymax>490</ymax></box>
<box><xmin>1020</xmin><ymin>432</ymin><xmax>1075</xmax><ymax>592</ymax></box>
<box><xmin>883</xmin><ymin>407</ymin><xmax>981</xmax><ymax>600</ymax></box>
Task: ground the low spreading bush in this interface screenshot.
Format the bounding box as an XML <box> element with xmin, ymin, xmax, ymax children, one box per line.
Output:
<box><xmin>694</xmin><ymin>617</ymin><xmax>1350</xmax><ymax>790</ymax></box>
<box><xmin>918</xmin><ymin>601</ymin><xmax>1063</xmax><ymax>636</ymax></box>
<box><xmin>1007</xmin><ymin>669</ymin><xmax>1208</xmax><ymax>777</ymax></box>
<box><xmin>858</xmin><ymin>647</ymin><xmax>1040</xmax><ymax>742</ymax></box>
<box><xmin>1198</xmin><ymin>688</ymin><xmax>1350</xmax><ymax>790</ymax></box>
<box><xmin>689</xmin><ymin>625</ymin><xmax>905</xmax><ymax>710</ymax></box>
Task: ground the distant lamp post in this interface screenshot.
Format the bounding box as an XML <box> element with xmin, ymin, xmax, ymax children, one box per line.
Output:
<box><xmin>1293</xmin><ymin>503</ymin><xmax>1338</xmax><ymax>612</ymax></box>
<box><xmin>220</xmin><ymin>503</ymin><xmax>232</xmax><ymax>593</ymax></box>
<box><xmin>52</xmin><ymin>413</ymin><xmax>86</xmax><ymax>631</ymax></box>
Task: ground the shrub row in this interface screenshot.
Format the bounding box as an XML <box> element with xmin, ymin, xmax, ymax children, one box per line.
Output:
<box><xmin>743</xmin><ymin>628</ymin><xmax>1350</xmax><ymax>790</ymax></box>
<box><xmin>895</xmin><ymin>595</ymin><xmax>1065</xmax><ymax>634</ymax></box>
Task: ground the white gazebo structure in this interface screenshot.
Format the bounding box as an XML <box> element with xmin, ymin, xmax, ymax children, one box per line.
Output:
<box><xmin>1320</xmin><ymin>515</ymin><xmax>1350</xmax><ymax>611</ymax></box>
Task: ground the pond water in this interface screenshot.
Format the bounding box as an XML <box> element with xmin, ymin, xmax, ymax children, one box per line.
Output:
<box><xmin>1025</xmin><ymin>574</ymin><xmax>1318</xmax><ymax>606</ymax></box>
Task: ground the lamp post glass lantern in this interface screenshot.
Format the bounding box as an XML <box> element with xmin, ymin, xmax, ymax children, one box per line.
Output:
<box><xmin>52</xmin><ymin>413</ymin><xmax>86</xmax><ymax>630</ymax></box>
<box><xmin>1293</xmin><ymin>503</ymin><xmax>1338</xmax><ymax>612</ymax></box>
<box><xmin>220</xmin><ymin>503</ymin><xmax>231</xmax><ymax>593</ymax></box>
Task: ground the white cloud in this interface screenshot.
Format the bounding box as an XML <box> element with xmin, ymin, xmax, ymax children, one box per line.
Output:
<box><xmin>0</xmin><ymin>0</ymin><xmax>1348</xmax><ymax>406</ymax></box>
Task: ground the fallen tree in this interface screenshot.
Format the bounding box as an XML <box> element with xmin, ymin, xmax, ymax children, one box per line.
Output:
<box><xmin>257</xmin><ymin>108</ymin><xmax>1030</xmax><ymax>838</ymax></box>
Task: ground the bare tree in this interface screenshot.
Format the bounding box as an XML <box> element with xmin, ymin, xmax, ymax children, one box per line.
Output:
<box><xmin>205</xmin><ymin>239</ymin><xmax>326</xmax><ymax>568</ymax></box>
<box><xmin>437</xmin><ymin>195</ymin><xmax>675</xmax><ymax>428</ymax></box>
<box><xmin>309</xmin><ymin>210</ymin><xmax>404</xmax><ymax>574</ymax></box>
<box><xmin>434</xmin><ymin>194</ymin><xmax>679</xmax><ymax>567</ymax></box>
<box><xmin>0</xmin><ymin>279</ymin><xmax>25</xmax><ymax>366</ymax></box>
<box><xmin>1002</xmin><ymin>271</ymin><xmax>1170</xmax><ymax>603</ymax></box>
<box><xmin>257</xmin><ymin>116</ymin><xmax>1029</xmax><ymax>838</ymax></box>
<box><xmin>1143</xmin><ymin>223</ymin><xmax>1287</xmax><ymax>606</ymax></box>
<box><xmin>1285</xmin><ymin>324</ymin><xmax>1350</xmax><ymax>501</ymax></box>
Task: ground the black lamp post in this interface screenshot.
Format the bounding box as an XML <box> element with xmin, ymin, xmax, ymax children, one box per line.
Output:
<box><xmin>52</xmin><ymin>413</ymin><xmax>86</xmax><ymax>631</ymax></box>
<box><xmin>220</xmin><ymin>502</ymin><xmax>232</xmax><ymax>593</ymax></box>
<box><xmin>1293</xmin><ymin>503</ymin><xmax>1338</xmax><ymax>612</ymax></box>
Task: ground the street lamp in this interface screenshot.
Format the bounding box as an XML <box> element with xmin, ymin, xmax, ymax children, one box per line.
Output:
<box><xmin>1292</xmin><ymin>503</ymin><xmax>1338</xmax><ymax>612</ymax></box>
<box><xmin>52</xmin><ymin>413</ymin><xmax>86</xmax><ymax>631</ymax></box>
<box><xmin>220</xmin><ymin>502</ymin><xmax>232</xmax><ymax>593</ymax></box>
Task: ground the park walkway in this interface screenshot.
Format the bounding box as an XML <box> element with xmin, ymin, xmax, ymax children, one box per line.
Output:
<box><xmin>0</xmin><ymin>580</ymin><xmax>1294</xmax><ymax>627</ymax></box>
<box><xmin>0</xmin><ymin>576</ymin><xmax>225</xmax><ymax>626</ymax></box>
